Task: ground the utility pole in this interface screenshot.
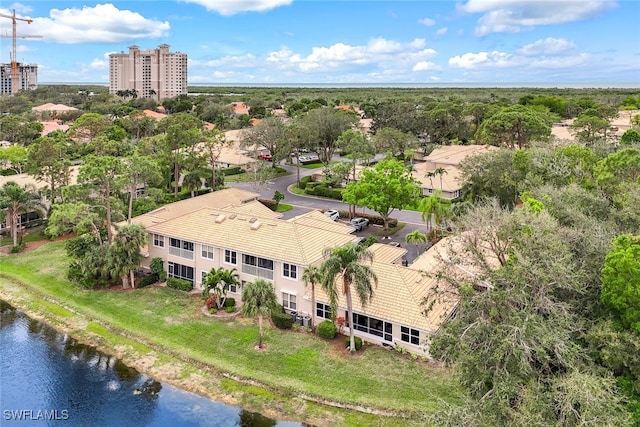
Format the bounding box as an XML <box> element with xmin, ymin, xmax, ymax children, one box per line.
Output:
<box><xmin>0</xmin><ymin>9</ymin><xmax>41</xmax><ymax>95</ymax></box>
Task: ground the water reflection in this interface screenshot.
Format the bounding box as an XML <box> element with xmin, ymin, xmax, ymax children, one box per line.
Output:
<box><xmin>0</xmin><ymin>301</ymin><xmax>302</xmax><ymax>426</ymax></box>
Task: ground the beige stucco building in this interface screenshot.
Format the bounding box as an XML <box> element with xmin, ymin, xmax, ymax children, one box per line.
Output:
<box><xmin>131</xmin><ymin>188</ymin><xmax>462</xmax><ymax>354</ymax></box>
<box><xmin>109</xmin><ymin>44</ymin><xmax>187</xmax><ymax>101</ymax></box>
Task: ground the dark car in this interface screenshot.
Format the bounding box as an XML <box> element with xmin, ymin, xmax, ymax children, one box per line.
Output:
<box><xmin>350</xmin><ymin>217</ymin><xmax>369</xmax><ymax>231</ymax></box>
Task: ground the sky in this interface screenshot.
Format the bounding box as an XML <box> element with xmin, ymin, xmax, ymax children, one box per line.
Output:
<box><xmin>1</xmin><ymin>0</ymin><xmax>639</xmax><ymax>86</ymax></box>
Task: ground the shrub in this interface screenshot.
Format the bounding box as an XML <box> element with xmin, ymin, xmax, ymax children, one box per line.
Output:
<box><xmin>167</xmin><ymin>277</ymin><xmax>193</xmax><ymax>292</ymax></box>
<box><xmin>219</xmin><ymin>166</ymin><xmax>244</xmax><ymax>176</ymax></box>
<box><xmin>345</xmin><ymin>336</ymin><xmax>363</xmax><ymax>351</ymax></box>
<box><xmin>209</xmin><ymin>308</ymin><xmax>217</xmax><ymax>314</ymax></box>
<box><xmin>224</xmin><ymin>297</ymin><xmax>236</xmax><ymax>308</ymax></box>
<box><xmin>225</xmin><ymin>306</ymin><xmax>236</xmax><ymax>313</ymax></box>
<box><xmin>298</xmin><ymin>175</ymin><xmax>312</xmax><ymax>189</ymax></box>
<box><xmin>272</xmin><ymin>311</ymin><xmax>294</xmax><ymax>329</ymax></box>
<box><xmin>259</xmin><ymin>199</ymin><xmax>278</xmax><ymax>211</ymax></box>
<box><xmin>9</xmin><ymin>244</ymin><xmax>25</xmax><ymax>253</ymax></box>
<box><xmin>317</xmin><ymin>320</ymin><xmax>337</xmax><ymax>339</ymax></box>
<box><xmin>138</xmin><ymin>273</ymin><xmax>158</xmax><ymax>288</ymax></box>
<box><xmin>305</xmin><ymin>184</ymin><xmax>343</xmax><ymax>200</ymax></box>
<box><xmin>150</xmin><ymin>258</ymin><xmax>167</xmax><ymax>282</ymax></box>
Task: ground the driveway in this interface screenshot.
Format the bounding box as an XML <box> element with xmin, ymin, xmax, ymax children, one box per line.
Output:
<box><xmin>226</xmin><ymin>162</ymin><xmax>431</xmax><ymax>263</ymax></box>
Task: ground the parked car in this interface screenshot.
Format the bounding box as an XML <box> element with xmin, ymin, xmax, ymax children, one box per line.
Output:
<box><xmin>257</xmin><ymin>153</ymin><xmax>273</xmax><ymax>161</ymax></box>
<box><xmin>324</xmin><ymin>209</ymin><xmax>340</xmax><ymax>221</ymax></box>
<box><xmin>388</xmin><ymin>241</ymin><xmax>402</xmax><ymax>247</ymax></box>
<box><xmin>350</xmin><ymin>217</ymin><xmax>369</xmax><ymax>231</ymax></box>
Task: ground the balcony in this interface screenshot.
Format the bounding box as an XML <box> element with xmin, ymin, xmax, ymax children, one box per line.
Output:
<box><xmin>241</xmin><ymin>264</ymin><xmax>273</xmax><ymax>280</ymax></box>
<box><xmin>168</xmin><ymin>247</ymin><xmax>194</xmax><ymax>260</ymax></box>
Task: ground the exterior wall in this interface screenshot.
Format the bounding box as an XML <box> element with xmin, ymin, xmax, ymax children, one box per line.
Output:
<box><xmin>0</xmin><ymin>63</ymin><xmax>38</xmax><ymax>95</ymax></box>
<box><xmin>145</xmin><ymin>232</ymin><xmax>312</xmax><ymax>315</ymax></box>
<box><xmin>109</xmin><ymin>45</ymin><xmax>187</xmax><ymax>101</ymax></box>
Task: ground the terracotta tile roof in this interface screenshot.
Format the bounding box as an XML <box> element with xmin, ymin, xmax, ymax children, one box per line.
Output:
<box><xmin>129</xmin><ymin>188</ymin><xmax>261</xmax><ymax>228</ymax></box>
<box><xmin>311</xmin><ymin>257</ymin><xmax>458</xmax><ymax>334</ymax></box>
<box><xmin>146</xmin><ymin>207</ymin><xmax>358</xmax><ymax>265</ymax></box>
<box><xmin>142</xmin><ymin>109</ymin><xmax>167</xmax><ymax>120</ymax></box>
<box><xmin>423</xmin><ymin>144</ymin><xmax>496</xmax><ymax>167</ymax></box>
<box><xmin>368</xmin><ymin>243</ymin><xmax>407</xmax><ymax>264</ymax></box>
<box><xmin>32</xmin><ymin>103</ymin><xmax>78</xmax><ymax>112</ymax></box>
<box><xmin>40</xmin><ymin>121</ymin><xmax>69</xmax><ymax>136</ymax></box>
<box><xmin>231</xmin><ymin>102</ymin><xmax>250</xmax><ymax>116</ymax></box>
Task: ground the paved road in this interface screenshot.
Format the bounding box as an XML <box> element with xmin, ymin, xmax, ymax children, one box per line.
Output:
<box><xmin>227</xmin><ymin>161</ymin><xmax>431</xmax><ymax>263</ymax></box>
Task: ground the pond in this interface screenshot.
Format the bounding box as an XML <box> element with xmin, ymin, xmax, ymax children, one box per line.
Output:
<box><xmin>0</xmin><ymin>300</ymin><xmax>303</xmax><ymax>427</ymax></box>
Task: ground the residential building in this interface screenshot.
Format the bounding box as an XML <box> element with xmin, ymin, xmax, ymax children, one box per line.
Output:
<box><xmin>412</xmin><ymin>145</ymin><xmax>497</xmax><ymax>199</ymax></box>
<box><xmin>0</xmin><ymin>62</ymin><xmax>38</xmax><ymax>95</ymax></box>
<box><xmin>131</xmin><ymin>188</ymin><xmax>463</xmax><ymax>354</ymax></box>
<box><xmin>109</xmin><ymin>44</ymin><xmax>187</xmax><ymax>102</ymax></box>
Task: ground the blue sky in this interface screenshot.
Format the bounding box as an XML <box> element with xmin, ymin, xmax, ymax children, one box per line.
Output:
<box><xmin>1</xmin><ymin>1</ymin><xmax>639</xmax><ymax>85</ymax></box>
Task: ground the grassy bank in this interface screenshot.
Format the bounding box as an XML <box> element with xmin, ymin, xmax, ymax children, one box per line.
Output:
<box><xmin>0</xmin><ymin>242</ymin><xmax>463</xmax><ymax>426</ymax></box>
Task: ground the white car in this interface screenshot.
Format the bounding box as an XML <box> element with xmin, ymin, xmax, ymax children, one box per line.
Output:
<box><xmin>324</xmin><ymin>209</ymin><xmax>340</xmax><ymax>221</ymax></box>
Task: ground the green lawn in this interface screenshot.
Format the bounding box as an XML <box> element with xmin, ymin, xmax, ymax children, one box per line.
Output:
<box><xmin>0</xmin><ymin>242</ymin><xmax>463</xmax><ymax>424</ymax></box>
<box><xmin>300</xmin><ymin>162</ymin><xmax>324</xmax><ymax>169</ymax></box>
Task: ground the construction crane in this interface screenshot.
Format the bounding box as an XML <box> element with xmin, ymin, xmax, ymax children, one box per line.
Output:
<box><xmin>0</xmin><ymin>9</ymin><xmax>41</xmax><ymax>95</ymax></box>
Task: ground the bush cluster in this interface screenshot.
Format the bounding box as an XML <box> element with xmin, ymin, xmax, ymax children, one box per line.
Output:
<box><xmin>167</xmin><ymin>277</ymin><xmax>193</xmax><ymax>292</ymax></box>
<box><xmin>224</xmin><ymin>297</ymin><xmax>236</xmax><ymax>308</ymax></box>
<box><xmin>205</xmin><ymin>296</ymin><xmax>216</xmax><ymax>310</ymax></box>
<box><xmin>317</xmin><ymin>320</ymin><xmax>337</xmax><ymax>339</ymax></box>
<box><xmin>137</xmin><ymin>273</ymin><xmax>158</xmax><ymax>288</ymax></box>
<box><xmin>297</xmin><ymin>175</ymin><xmax>312</xmax><ymax>189</ymax></box>
<box><xmin>271</xmin><ymin>304</ymin><xmax>294</xmax><ymax>329</ymax></box>
<box><xmin>219</xmin><ymin>166</ymin><xmax>244</xmax><ymax>176</ymax></box>
<box><xmin>345</xmin><ymin>336</ymin><xmax>363</xmax><ymax>351</ymax></box>
<box><xmin>305</xmin><ymin>184</ymin><xmax>343</xmax><ymax>200</ymax></box>
<box><xmin>225</xmin><ymin>306</ymin><xmax>236</xmax><ymax>313</ymax></box>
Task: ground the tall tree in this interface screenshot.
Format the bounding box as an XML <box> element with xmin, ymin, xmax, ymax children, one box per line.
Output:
<box><xmin>241</xmin><ymin>116</ymin><xmax>286</xmax><ymax>167</ymax></box>
<box><xmin>371</xmin><ymin>127</ymin><xmax>416</xmax><ymax>158</ymax></box>
<box><xmin>302</xmin><ymin>107</ymin><xmax>358</xmax><ymax>165</ymax></box>
<box><xmin>199</xmin><ymin>128</ymin><xmax>231</xmax><ymax>190</ymax></box>
<box><xmin>242</xmin><ymin>278</ymin><xmax>278</xmax><ymax>349</ymax></box>
<box><xmin>0</xmin><ymin>181</ymin><xmax>45</xmax><ymax>247</ymax></box>
<box><xmin>78</xmin><ymin>155</ymin><xmax>124</xmax><ymax>244</ymax></box>
<box><xmin>302</xmin><ymin>265</ymin><xmax>323</xmax><ymax>329</ymax></box>
<box><xmin>342</xmin><ymin>158</ymin><xmax>419</xmax><ymax>230</ymax></box>
<box><xmin>122</xmin><ymin>155</ymin><xmax>162</xmax><ymax>223</ymax></box>
<box><xmin>26</xmin><ymin>136</ymin><xmax>71</xmax><ymax>201</ymax></box>
<box><xmin>68</xmin><ymin>112</ymin><xmax>111</xmax><ymax>142</ymax></box>
<box><xmin>418</xmin><ymin>190</ymin><xmax>451</xmax><ymax>232</ymax></box>
<box><xmin>477</xmin><ymin>105</ymin><xmax>551</xmax><ymax>149</ymax></box>
<box><xmin>320</xmin><ymin>242</ymin><xmax>378</xmax><ymax>352</ymax></box>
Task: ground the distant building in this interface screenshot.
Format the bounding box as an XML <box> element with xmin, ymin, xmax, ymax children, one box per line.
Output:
<box><xmin>0</xmin><ymin>62</ymin><xmax>38</xmax><ymax>95</ymax></box>
<box><xmin>109</xmin><ymin>44</ymin><xmax>187</xmax><ymax>102</ymax></box>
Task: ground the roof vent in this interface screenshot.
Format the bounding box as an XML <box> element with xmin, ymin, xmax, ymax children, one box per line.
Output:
<box><xmin>229</xmin><ymin>214</ymin><xmax>237</xmax><ymax>219</ymax></box>
<box><xmin>249</xmin><ymin>217</ymin><xmax>257</xmax><ymax>223</ymax></box>
<box><xmin>214</xmin><ymin>214</ymin><xmax>226</xmax><ymax>224</ymax></box>
<box><xmin>250</xmin><ymin>221</ymin><xmax>262</xmax><ymax>230</ymax></box>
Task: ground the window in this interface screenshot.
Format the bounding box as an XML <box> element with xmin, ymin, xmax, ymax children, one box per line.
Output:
<box><xmin>282</xmin><ymin>292</ymin><xmax>296</xmax><ymax>310</ymax></box>
<box><xmin>224</xmin><ymin>250</ymin><xmax>237</xmax><ymax>265</ymax></box>
<box><xmin>169</xmin><ymin>238</ymin><xmax>194</xmax><ymax>259</ymax></box>
<box><xmin>153</xmin><ymin>234</ymin><xmax>164</xmax><ymax>248</ymax></box>
<box><xmin>316</xmin><ymin>303</ymin><xmax>331</xmax><ymax>319</ymax></box>
<box><xmin>201</xmin><ymin>244</ymin><xmax>214</xmax><ymax>260</ymax></box>
<box><xmin>351</xmin><ymin>313</ymin><xmax>392</xmax><ymax>342</ymax></box>
<box><xmin>242</xmin><ymin>254</ymin><xmax>274</xmax><ymax>280</ymax></box>
<box><xmin>167</xmin><ymin>261</ymin><xmax>194</xmax><ymax>284</ymax></box>
<box><xmin>283</xmin><ymin>263</ymin><xmax>297</xmax><ymax>279</ymax></box>
<box><xmin>401</xmin><ymin>326</ymin><xmax>420</xmax><ymax>346</ymax></box>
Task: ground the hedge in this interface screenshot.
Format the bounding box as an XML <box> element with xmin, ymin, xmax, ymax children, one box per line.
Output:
<box><xmin>167</xmin><ymin>277</ymin><xmax>193</xmax><ymax>292</ymax></box>
<box><xmin>137</xmin><ymin>273</ymin><xmax>158</xmax><ymax>288</ymax></box>
<box><xmin>305</xmin><ymin>184</ymin><xmax>343</xmax><ymax>200</ymax></box>
<box><xmin>219</xmin><ymin>166</ymin><xmax>244</xmax><ymax>176</ymax></box>
<box><xmin>298</xmin><ymin>175</ymin><xmax>312</xmax><ymax>189</ymax></box>
<box><xmin>272</xmin><ymin>312</ymin><xmax>294</xmax><ymax>329</ymax></box>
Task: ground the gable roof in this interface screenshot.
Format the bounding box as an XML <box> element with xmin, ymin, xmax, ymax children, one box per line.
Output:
<box><xmin>32</xmin><ymin>103</ymin><xmax>79</xmax><ymax>112</ymax></box>
<box><xmin>423</xmin><ymin>144</ymin><xmax>496</xmax><ymax>167</ymax></box>
<box><xmin>142</xmin><ymin>109</ymin><xmax>167</xmax><ymax>120</ymax></box>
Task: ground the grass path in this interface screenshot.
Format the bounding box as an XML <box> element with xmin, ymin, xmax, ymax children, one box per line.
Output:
<box><xmin>0</xmin><ymin>241</ymin><xmax>462</xmax><ymax>426</ymax></box>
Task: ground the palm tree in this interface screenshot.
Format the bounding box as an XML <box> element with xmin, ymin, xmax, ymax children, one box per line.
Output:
<box><xmin>434</xmin><ymin>167</ymin><xmax>448</xmax><ymax>191</ymax></box>
<box><xmin>405</xmin><ymin>230</ymin><xmax>427</xmax><ymax>259</ymax></box>
<box><xmin>425</xmin><ymin>170</ymin><xmax>436</xmax><ymax>191</ymax></box>
<box><xmin>0</xmin><ymin>181</ymin><xmax>45</xmax><ymax>248</ymax></box>
<box><xmin>319</xmin><ymin>242</ymin><xmax>378</xmax><ymax>352</ymax></box>
<box><xmin>242</xmin><ymin>278</ymin><xmax>278</xmax><ymax>349</ymax></box>
<box><xmin>302</xmin><ymin>265</ymin><xmax>322</xmax><ymax>329</ymax></box>
<box><xmin>418</xmin><ymin>190</ymin><xmax>451</xmax><ymax>232</ymax></box>
<box><xmin>109</xmin><ymin>224</ymin><xmax>147</xmax><ymax>288</ymax></box>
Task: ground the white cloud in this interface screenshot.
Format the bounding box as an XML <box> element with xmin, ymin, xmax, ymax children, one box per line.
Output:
<box><xmin>418</xmin><ymin>17</ymin><xmax>436</xmax><ymax>26</ymax></box>
<box><xmin>517</xmin><ymin>37</ymin><xmax>576</xmax><ymax>56</ymax></box>
<box><xmin>459</xmin><ymin>0</ymin><xmax>617</xmax><ymax>35</ymax></box>
<box><xmin>435</xmin><ymin>27</ymin><xmax>448</xmax><ymax>36</ymax></box>
<box><xmin>413</xmin><ymin>61</ymin><xmax>441</xmax><ymax>72</ymax></box>
<box><xmin>181</xmin><ymin>0</ymin><xmax>293</xmax><ymax>16</ymax></box>
<box><xmin>89</xmin><ymin>52</ymin><xmax>114</xmax><ymax>70</ymax></box>
<box><xmin>449</xmin><ymin>51</ymin><xmax>522</xmax><ymax>69</ymax></box>
<box><xmin>18</xmin><ymin>4</ymin><xmax>170</xmax><ymax>43</ymax></box>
